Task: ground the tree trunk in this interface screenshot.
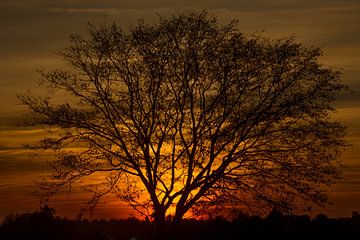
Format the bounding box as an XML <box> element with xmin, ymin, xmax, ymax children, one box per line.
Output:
<box><xmin>152</xmin><ymin>206</ymin><xmax>186</xmax><ymax>239</ymax></box>
<box><xmin>152</xmin><ymin>207</ymin><xmax>166</xmax><ymax>240</ymax></box>
<box><xmin>173</xmin><ymin>207</ymin><xmax>185</xmax><ymax>224</ymax></box>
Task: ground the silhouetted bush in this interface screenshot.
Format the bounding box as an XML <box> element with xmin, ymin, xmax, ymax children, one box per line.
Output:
<box><xmin>1</xmin><ymin>207</ymin><xmax>359</xmax><ymax>240</ymax></box>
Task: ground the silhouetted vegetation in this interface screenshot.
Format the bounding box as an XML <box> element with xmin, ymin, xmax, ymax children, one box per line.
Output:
<box><xmin>1</xmin><ymin>206</ymin><xmax>359</xmax><ymax>239</ymax></box>
<box><xmin>19</xmin><ymin>11</ymin><xmax>347</xmax><ymax>229</ymax></box>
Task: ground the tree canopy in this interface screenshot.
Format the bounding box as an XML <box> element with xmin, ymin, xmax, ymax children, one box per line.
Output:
<box><xmin>20</xmin><ymin>11</ymin><xmax>346</xmax><ymax>224</ymax></box>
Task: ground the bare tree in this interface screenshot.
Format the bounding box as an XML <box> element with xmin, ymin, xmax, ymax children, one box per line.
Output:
<box><xmin>20</xmin><ymin>11</ymin><xmax>346</xmax><ymax>225</ymax></box>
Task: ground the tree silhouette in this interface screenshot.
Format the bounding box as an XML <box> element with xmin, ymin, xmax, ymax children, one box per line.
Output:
<box><xmin>20</xmin><ymin>11</ymin><xmax>346</xmax><ymax>226</ymax></box>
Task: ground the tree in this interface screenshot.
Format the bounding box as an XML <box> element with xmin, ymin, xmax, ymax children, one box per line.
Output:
<box><xmin>20</xmin><ymin>11</ymin><xmax>346</xmax><ymax>225</ymax></box>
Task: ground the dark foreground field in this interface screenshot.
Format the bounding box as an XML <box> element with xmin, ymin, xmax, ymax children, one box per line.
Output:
<box><xmin>1</xmin><ymin>207</ymin><xmax>359</xmax><ymax>240</ymax></box>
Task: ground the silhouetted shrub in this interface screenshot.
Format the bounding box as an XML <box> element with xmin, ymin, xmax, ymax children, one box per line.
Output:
<box><xmin>1</xmin><ymin>207</ymin><xmax>359</xmax><ymax>240</ymax></box>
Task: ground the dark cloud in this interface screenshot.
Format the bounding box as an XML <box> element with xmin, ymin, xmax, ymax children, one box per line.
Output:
<box><xmin>336</xmin><ymin>91</ymin><xmax>360</xmax><ymax>108</ymax></box>
<box><xmin>0</xmin><ymin>150</ymin><xmax>50</xmax><ymax>175</ymax></box>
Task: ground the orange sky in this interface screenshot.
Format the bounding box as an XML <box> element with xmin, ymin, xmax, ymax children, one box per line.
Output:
<box><xmin>0</xmin><ymin>0</ymin><xmax>359</xmax><ymax>220</ymax></box>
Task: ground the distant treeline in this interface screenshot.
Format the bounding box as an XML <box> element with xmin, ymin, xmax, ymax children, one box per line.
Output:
<box><xmin>1</xmin><ymin>205</ymin><xmax>359</xmax><ymax>240</ymax></box>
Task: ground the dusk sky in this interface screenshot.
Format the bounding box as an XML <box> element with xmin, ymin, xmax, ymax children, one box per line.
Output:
<box><xmin>0</xmin><ymin>0</ymin><xmax>359</xmax><ymax>219</ymax></box>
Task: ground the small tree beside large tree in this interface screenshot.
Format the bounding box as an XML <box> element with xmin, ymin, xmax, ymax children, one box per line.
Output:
<box><xmin>20</xmin><ymin>11</ymin><xmax>346</xmax><ymax>225</ymax></box>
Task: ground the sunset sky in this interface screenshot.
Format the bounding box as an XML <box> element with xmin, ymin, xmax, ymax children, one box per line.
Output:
<box><xmin>0</xmin><ymin>0</ymin><xmax>359</xmax><ymax>220</ymax></box>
